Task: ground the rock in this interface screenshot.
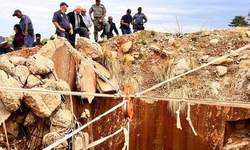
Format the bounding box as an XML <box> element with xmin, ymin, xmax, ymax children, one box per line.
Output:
<box><xmin>24</xmin><ymin>89</ymin><xmax>61</xmax><ymax>118</ymax></box>
<box><xmin>14</xmin><ymin>65</ymin><xmax>30</xmax><ymax>85</ymax></box>
<box><xmin>0</xmin><ymin>56</ymin><xmax>15</xmax><ymax>75</ymax></box>
<box><xmin>162</xmin><ymin>50</ymin><xmax>174</xmax><ymax>56</ymax></box>
<box><xmin>50</xmin><ymin>109</ymin><xmax>72</xmax><ymax>132</ymax></box>
<box><xmin>168</xmin><ymin>37</ymin><xmax>176</xmax><ymax>45</ymax></box>
<box><xmin>201</xmin><ymin>55</ymin><xmax>209</xmax><ymax>62</ymax></box>
<box><xmin>210</xmin><ymin>39</ymin><xmax>219</xmax><ymax>46</ymax></box>
<box><xmin>77</xmin><ymin>37</ymin><xmax>103</xmax><ymax>59</ymax></box>
<box><xmin>9</xmin><ymin>56</ymin><xmax>27</xmax><ymax>66</ymax></box>
<box><xmin>246</xmin><ymin>31</ymin><xmax>250</xmax><ymax>38</ymax></box>
<box><xmin>24</xmin><ymin>111</ymin><xmax>37</xmax><ymax>127</ymax></box>
<box><xmin>0</xmin><ymin>70</ymin><xmax>23</xmax><ymax>112</ymax></box>
<box><xmin>56</xmin><ymin>79</ymin><xmax>71</xmax><ymax>91</ymax></box>
<box><xmin>120</xmin><ymin>41</ymin><xmax>132</xmax><ymax>53</ymax></box>
<box><xmin>80</xmin><ymin>109</ymin><xmax>90</xmax><ymax>119</ymax></box>
<box><xmin>26</xmin><ymin>54</ymin><xmax>54</xmax><ymax>75</ymax></box>
<box><xmin>97</xmin><ymin>75</ymin><xmax>119</xmax><ymax>93</ymax></box>
<box><xmin>174</xmin><ymin>58</ymin><xmax>191</xmax><ymax>75</ymax></box>
<box><xmin>149</xmin><ymin>45</ymin><xmax>161</xmax><ymax>52</ymax></box>
<box><xmin>26</xmin><ymin>75</ymin><xmax>43</xmax><ymax>88</ymax></box>
<box><xmin>92</xmin><ymin>61</ymin><xmax>111</xmax><ymax>79</ymax></box>
<box><xmin>124</xmin><ymin>54</ymin><xmax>135</xmax><ymax>63</ymax></box>
<box><xmin>43</xmin><ymin>132</ymin><xmax>68</xmax><ymax>149</ymax></box>
<box><xmin>42</xmin><ymin>79</ymin><xmax>58</xmax><ymax>90</ymax></box>
<box><xmin>216</xmin><ymin>66</ymin><xmax>228</xmax><ymax>77</ymax></box>
<box><xmin>211</xmin><ymin>82</ymin><xmax>220</xmax><ymax>95</ymax></box>
<box><xmin>76</xmin><ymin>60</ymin><xmax>96</xmax><ymax>103</ymax></box>
<box><xmin>0</xmin><ymin>101</ymin><xmax>11</xmax><ymax>126</ymax></box>
<box><xmin>201</xmin><ymin>31</ymin><xmax>211</xmax><ymax>37</ymax></box>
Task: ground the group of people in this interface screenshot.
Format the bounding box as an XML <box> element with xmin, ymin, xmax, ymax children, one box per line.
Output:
<box><xmin>0</xmin><ymin>0</ymin><xmax>148</xmax><ymax>54</ymax></box>
<box><xmin>0</xmin><ymin>9</ymin><xmax>43</xmax><ymax>55</ymax></box>
<box><xmin>53</xmin><ymin>0</ymin><xmax>148</xmax><ymax>43</ymax></box>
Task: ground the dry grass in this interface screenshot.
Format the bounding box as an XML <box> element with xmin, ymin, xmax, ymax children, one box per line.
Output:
<box><xmin>168</xmin><ymin>86</ymin><xmax>190</xmax><ymax>114</ymax></box>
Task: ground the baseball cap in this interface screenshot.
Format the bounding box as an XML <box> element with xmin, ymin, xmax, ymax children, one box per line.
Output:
<box><xmin>60</xmin><ymin>2</ymin><xmax>69</xmax><ymax>7</ymax></box>
<box><xmin>127</xmin><ymin>9</ymin><xmax>131</xmax><ymax>13</ymax></box>
<box><xmin>12</xmin><ymin>9</ymin><xmax>21</xmax><ymax>17</ymax></box>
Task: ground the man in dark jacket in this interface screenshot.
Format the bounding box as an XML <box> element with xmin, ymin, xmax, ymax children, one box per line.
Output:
<box><xmin>101</xmin><ymin>16</ymin><xmax>119</xmax><ymax>39</ymax></box>
<box><xmin>52</xmin><ymin>2</ymin><xmax>73</xmax><ymax>41</ymax></box>
<box><xmin>67</xmin><ymin>6</ymin><xmax>89</xmax><ymax>46</ymax></box>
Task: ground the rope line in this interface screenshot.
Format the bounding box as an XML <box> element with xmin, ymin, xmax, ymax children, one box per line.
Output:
<box><xmin>138</xmin><ymin>95</ymin><xmax>250</xmax><ymax>109</ymax></box>
<box><xmin>0</xmin><ymin>86</ymin><xmax>118</xmax><ymax>98</ymax></box>
<box><xmin>137</xmin><ymin>43</ymin><xmax>250</xmax><ymax>96</ymax></box>
<box><xmin>63</xmin><ymin>40</ymin><xmax>121</xmax><ymax>93</ymax></box>
<box><xmin>43</xmin><ymin>100</ymin><xmax>127</xmax><ymax>150</ymax></box>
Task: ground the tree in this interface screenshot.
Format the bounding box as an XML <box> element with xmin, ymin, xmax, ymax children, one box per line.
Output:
<box><xmin>229</xmin><ymin>16</ymin><xmax>248</xmax><ymax>27</ymax></box>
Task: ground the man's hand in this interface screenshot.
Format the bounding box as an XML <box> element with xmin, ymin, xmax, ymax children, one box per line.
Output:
<box><xmin>60</xmin><ymin>28</ymin><xmax>65</xmax><ymax>32</ymax></box>
<box><xmin>69</xmin><ymin>29</ymin><xmax>73</xmax><ymax>35</ymax></box>
<box><xmin>23</xmin><ymin>31</ymin><xmax>28</xmax><ymax>37</ymax></box>
<box><xmin>99</xmin><ymin>19</ymin><xmax>102</xmax><ymax>23</ymax></box>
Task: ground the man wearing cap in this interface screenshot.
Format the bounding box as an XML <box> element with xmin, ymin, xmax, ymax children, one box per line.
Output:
<box><xmin>52</xmin><ymin>2</ymin><xmax>73</xmax><ymax>41</ymax></box>
<box><xmin>68</xmin><ymin>6</ymin><xmax>89</xmax><ymax>46</ymax></box>
<box><xmin>81</xmin><ymin>7</ymin><xmax>92</xmax><ymax>29</ymax></box>
<box><xmin>89</xmin><ymin>0</ymin><xmax>109</xmax><ymax>42</ymax></box>
<box><xmin>120</xmin><ymin>9</ymin><xmax>133</xmax><ymax>35</ymax></box>
<box><xmin>132</xmin><ymin>7</ymin><xmax>148</xmax><ymax>32</ymax></box>
<box><xmin>12</xmin><ymin>9</ymin><xmax>34</xmax><ymax>48</ymax></box>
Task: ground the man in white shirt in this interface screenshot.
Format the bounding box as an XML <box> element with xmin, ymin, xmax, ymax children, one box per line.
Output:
<box><xmin>81</xmin><ymin>8</ymin><xmax>92</xmax><ymax>29</ymax></box>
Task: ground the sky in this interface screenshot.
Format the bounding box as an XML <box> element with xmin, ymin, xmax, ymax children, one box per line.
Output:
<box><xmin>0</xmin><ymin>0</ymin><xmax>250</xmax><ymax>41</ymax></box>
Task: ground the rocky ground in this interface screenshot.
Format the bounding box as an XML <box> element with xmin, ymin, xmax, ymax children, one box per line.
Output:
<box><xmin>1</xmin><ymin>27</ymin><xmax>250</xmax><ymax>149</ymax></box>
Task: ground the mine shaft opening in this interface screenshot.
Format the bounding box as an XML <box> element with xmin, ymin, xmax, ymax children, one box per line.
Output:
<box><xmin>224</xmin><ymin>119</ymin><xmax>250</xmax><ymax>146</ymax></box>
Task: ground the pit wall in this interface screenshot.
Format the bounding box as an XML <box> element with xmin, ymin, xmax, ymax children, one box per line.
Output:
<box><xmin>83</xmin><ymin>98</ymin><xmax>250</xmax><ymax>150</ymax></box>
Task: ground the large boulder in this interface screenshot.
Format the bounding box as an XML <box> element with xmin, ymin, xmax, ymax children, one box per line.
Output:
<box><xmin>24</xmin><ymin>88</ymin><xmax>61</xmax><ymax>118</ymax></box>
<box><xmin>92</xmin><ymin>61</ymin><xmax>111</xmax><ymax>79</ymax></box>
<box><xmin>77</xmin><ymin>37</ymin><xmax>103</xmax><ymax>59</ymax></box>
<box><xmin>9</xmin><ymin>56</ymin><xmax>27</xmax><ymax>66</ymax></box>
<box><xmin>26</xmin><ymin>75</ymin><xmax>43</xmax><ymax>88</ymax></box>
<box><xmin>97</xmin><ymin>75</ymin><xmax>119</xmax><ymax>93</ymax></box>
<box><xmin>14</xmin><ymin>65</ymin><xmax>30</xmax><ymax>86</ymax></box>
<box><xmin>0</xmin><ymin>56</ymin><xmax>15</xmax><ymax>75</ymax></box>
<box><xmin>50</xmin><ymin>109</ymin><xmax>72</xmax><ymax>132</ymax></box>
<box><xmin>76</xmin><ymin>60</ymin><xmax>96</xmax><ymax>103</ymax></box>
<box><xmin>26</xmin><ymin>54</ymin><xmax>54</xmax><ymax>75</ymax></box>
<box><xmin>0</xmin><ymin>70</ymin><xmax>23</xmax><ymax>112</ymax></box>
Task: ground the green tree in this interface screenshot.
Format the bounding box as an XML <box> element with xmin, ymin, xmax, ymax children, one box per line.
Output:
<box><xmin>229</xmin><ymin>16</ymin><xmax>249</xmax><ymax>27</ymax></box>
